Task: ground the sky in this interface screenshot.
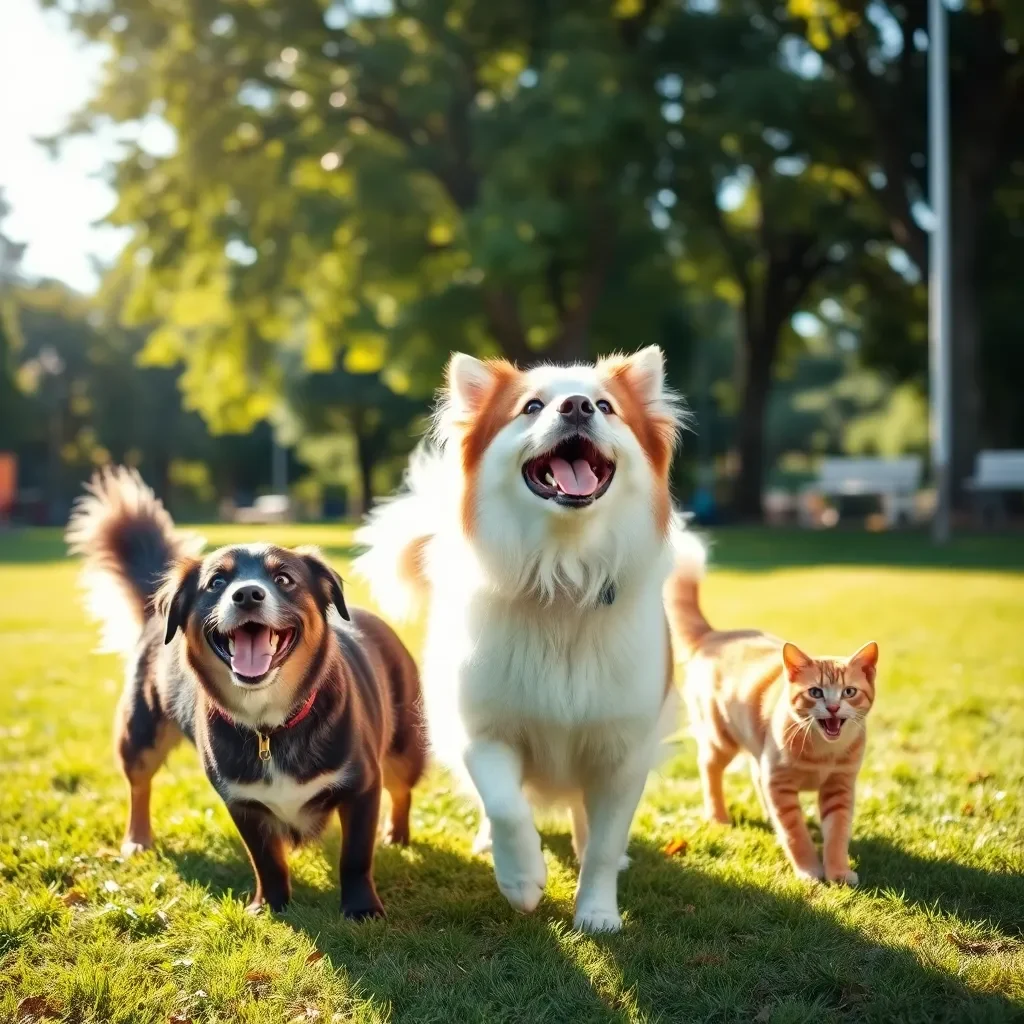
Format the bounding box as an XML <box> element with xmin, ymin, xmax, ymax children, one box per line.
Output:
<box><xmin>0</xmin><ymin>0</ymin><xmax>124</xmax><ymax>293</ymax></box>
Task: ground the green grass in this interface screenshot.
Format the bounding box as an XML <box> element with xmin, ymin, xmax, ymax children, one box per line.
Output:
<box><xmin>1</xmin><ymin>526</ymin><xmax>1023</xmax><ymax>1023</ymax></box>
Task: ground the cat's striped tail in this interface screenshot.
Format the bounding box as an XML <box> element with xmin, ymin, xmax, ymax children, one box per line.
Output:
<box><xmin>665</xmin><ymin>526</ymin><xmax>711</xmax><ymax>656</ymax></box>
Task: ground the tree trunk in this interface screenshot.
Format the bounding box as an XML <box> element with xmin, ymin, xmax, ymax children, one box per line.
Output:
<box><xmin>949</xmin><ymin>176</ymin><xmax>983</xmax><ymax>511</ymax></box>
<box><xmin>732</xmin><ymin>317</ymin><xmax>777</xmax><ymax>522</ymax></box>
<box><xmin>353</xmin><ymin>430</ymin><xmax>376</xmax><ymax>518</ymax></box>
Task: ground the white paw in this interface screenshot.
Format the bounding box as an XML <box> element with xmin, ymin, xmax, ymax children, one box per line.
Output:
<box><xmin>120</xmin><ymin>839</ymin><xmax>151</xmax><ymax>857</ymax></box>
<box><xmin>574</xmin><ymin>905</ymin><xmax>623</xmax><ymax>934</ymax></box>
<box><xmin>489</xmin><ymin>818</ymin><xmax>546</xmax><ymax>914</ymax></box>
<box><xmin>618</xmin><ymin>853</ymin><xmax>631</xmax><ymax>872</ymax></box>
<box><xmin>793</xmin><ymin>864</ymin><xmax>824</xmax><ymax>883</ymax></box>
<box><xmin>828</xmin><ymin>869</ymin><xmax>859</xmax><ymax>886</ymax></box>
<box><xmin>472</xmin><ymin>820</ymin><xmax>492</xmax><ymax>855</ymax></box>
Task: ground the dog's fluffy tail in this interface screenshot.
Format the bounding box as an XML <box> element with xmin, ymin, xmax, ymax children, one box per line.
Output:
<box><xmin>665</xmin><ymin>525</ymin><xmax>712</xmax><ymax>657</ymax></box>
<box><xmin>66</xmin><ymin>466</ymin><xmax>200</xmax><ymax>653</ymax></box>
<box><xmin>353</xmin><ymin>443</ymin><xmax>445</xmax><ymax>621</ymax></box>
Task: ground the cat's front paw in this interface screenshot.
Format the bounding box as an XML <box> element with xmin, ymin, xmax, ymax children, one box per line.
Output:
<box><xmin>793</xmin><ymin>863</ymin><xmax>824</xmax><ymax>883</ymax></box>
<box><xmin>827</xmin><ymin>868</ymin><xmax>859</xmax><ymax>886</ymax></box>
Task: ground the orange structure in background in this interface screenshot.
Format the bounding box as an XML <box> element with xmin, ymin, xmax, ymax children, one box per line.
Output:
<box><xmin>0</xmin><ymin>453</ymin><xmax>15</xmax><ymax>523</ymax></box>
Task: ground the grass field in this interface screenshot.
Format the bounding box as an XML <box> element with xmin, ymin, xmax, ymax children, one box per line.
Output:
<box><xmin>1</xmin><ymin>525</ymin><xmax>1023</xmax><ymax>1023</ymax></box>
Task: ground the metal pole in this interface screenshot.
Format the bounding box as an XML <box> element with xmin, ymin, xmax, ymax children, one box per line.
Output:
<box><xmin>928</xmin><ymin>0</ymin><xmax>952</xmax><ymax>542</ymax></box>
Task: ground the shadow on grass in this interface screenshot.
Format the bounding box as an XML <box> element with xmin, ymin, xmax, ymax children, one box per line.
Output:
<box><xmin>8</xmin><ymin>523</ymin><xmax>1024</xmax><ymax>574</ymax></box>
<box><xmin>0</xmin><ymin>528</ymin><xmax>360</xmax><ymax>567</ymax></box>
<box><xmin>854</xmin><ymin>837</ymin><xmax>1024</xmax><ymax>939</ymax></box>
<box><xmin>167</xmin><ymin>823</ymin><xmax>1022</xmax><ymax>1023</ymax></box>
<box><xmin>706</xmin><ymin>527</ymin><xmax>1024</xmax><ymax>573</ymax></box>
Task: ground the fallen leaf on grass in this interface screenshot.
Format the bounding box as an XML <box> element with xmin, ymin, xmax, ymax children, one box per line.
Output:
<box><xmin>840</xmin><ymin>984</ymin><xmax>869</xmax><ymax>1006</ymax></box>
<box><xmin>168</xmin><ymin>1016</ymin><xmax>194</xmax><ymax>1024</ymax></box>
<box><xmin>961</xmin><ymin>802</ymin><xmax>975</xmax><ymax>817</ymax></box>
<box><xmin>61</xmin><ymin>888</ymin><xmax>88</xmax><ymax>907</ymax></box>
<box><xmin>687</xmin><ymin>952</ymin><xmax>725</xmax><ymax>967</ymax></box>
<box><xmin>947</xmin><ymin>932</ymin><xmax>1018</xmax><ymax>956</ymax></box>
<box><xmin>245</xmin><ymin>971</ymin><xmax>274</xmax><ymax>996</ymax></box>
<box><xmin>663</xmin><ymin>837</ymin><xmax>689</xmax><ymax>856</ymax></box>
<box><xmin>16</xmin><ymin>996</ymin><xmax>59</xmax><ymax>1021</ymax></box>
<box><xmin>754</xmin><ymin>1006</ymin><xmax>772</xmax><ymax>1023</ymax></box>
<box><xmin>966</xmin><ymin>770</ymin><xmax>992</xmax><ymax>785</ymax></box>
<box><xmin>681</xmin><ymin>904</ymin><xmax>695</xmax><ymax>914</ymax></box>
<box><xmin>287</xmin><ymin>1009</ymin><xmax>321</xmax><ymax>1022</ymax></box>
<box><xmin>305</xmin><ymin>950</ymin><xmax>325</xmax><ymax>965</ymax></box>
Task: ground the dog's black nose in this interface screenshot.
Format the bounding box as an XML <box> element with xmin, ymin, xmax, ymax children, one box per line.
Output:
<box><xmin>559</xmin><ymin>395</ymin><xmax>594</xmax><ymax>424</ymax></box>
<box><xmin>232</xmin><ymin>584</ymin><xmax>265</xmax><ymax>608</ymax></box>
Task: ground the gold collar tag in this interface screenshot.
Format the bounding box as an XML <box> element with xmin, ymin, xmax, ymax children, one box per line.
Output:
<box><xmin>257</xmin><ymin>732</ymin><xmax>271</xmax><ymax>762</ymax></box>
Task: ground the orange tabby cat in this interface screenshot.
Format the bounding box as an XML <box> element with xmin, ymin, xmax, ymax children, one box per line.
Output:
<box><xmin>666</xmin><ymin>537</ymin><xmax>877</xmax><ymax>884</ymax></box>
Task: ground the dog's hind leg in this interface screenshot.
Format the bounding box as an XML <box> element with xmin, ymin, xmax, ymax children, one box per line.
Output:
<box><xmin>382</xmin><ymin>754</ymin><xmax>414</xmax><ymax>846</ymax></box>
<box><xmin>574</xmin><ymin>767</ymin><xmax>648</xmax><ymax>934</ymax></box>
<box><xmin>115</xmin><ymin>675</ymin><xmax>182</xmax><ymax>856</ymax></box>
<box><xmin>569</xmin><ymin>797</ymin><xmax>630</xmax><ymax>871</ymax></box>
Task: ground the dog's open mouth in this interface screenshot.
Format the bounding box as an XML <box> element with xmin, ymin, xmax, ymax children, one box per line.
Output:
<box><xmin>207</xmin><ymin>622</ymin><xmax>297</xmax><ymax>684</ymax></box>
<box><xmin>819</xmin><ymin>716</ymin><xmax>843</xmax><ymax>740</ymax></box>
<box><xmin>522</xmin><ymin>435</ymin><xmax>615</xmax><ymax>507</ymax></box>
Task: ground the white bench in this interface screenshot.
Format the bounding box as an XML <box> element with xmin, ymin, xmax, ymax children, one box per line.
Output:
<box><xmin>800</xmin><ymin>457</ymin><xmax>923</xmax><ymax>527</ymax></box>
<box><xmin>233</xmin><ymin>494</ymin><xmax>292</xmax><ymax>524</ymax></box>
<box><xmin>966</xmin><ymin>450</ymin><xmax>1024</xmax><ymax>524</ymax></box>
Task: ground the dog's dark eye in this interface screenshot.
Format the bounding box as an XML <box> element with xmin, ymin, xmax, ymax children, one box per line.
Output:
<box><xmin>274</xmin><ymin>572</ymin><xmax>293</xmax><ymax>587</ymax></box>
<box><xmin>843</xmin><ymin>686</ymin><xmax>857</xmax><ymax>698</ymax></box>
<box><xmin>522</xmin><ymin>398</ymin><xmax>544</xmax><ymax>415</ymax></box>
<box><xmin>809</xmin><ymin>686</ymin><xmax>824</xmax><ymax>699</ymax></box>
<box><xmin>208</xmin><ymin>574</ymin><xmax>226</xmax><ymax>591</ymax></box>
<box><xmin>596</xmin><ymin>399</ymin><xmax>614</xmax><ymax>415</ymax></box>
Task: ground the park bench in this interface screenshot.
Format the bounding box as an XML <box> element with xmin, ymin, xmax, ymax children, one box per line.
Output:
<box><xmin>233</xmin><ymin>494</ymin><xmax>292</xmax><ymax>524</ymax></box>
<box><xmin>799</xmin><ymin>456</ymin><xmax>923</xmax><ymax>527</ymax></box>
<box><xmin>965</xmin><ymin>450</ymin><xmax>1024</xmax><ymax>525</ymax></box>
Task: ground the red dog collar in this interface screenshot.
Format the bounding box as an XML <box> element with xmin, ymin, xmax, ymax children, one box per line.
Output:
<box><xmin>209</xmin><ymin>686</ymin><xmax>320</xmax><ymax>761</ymax></box>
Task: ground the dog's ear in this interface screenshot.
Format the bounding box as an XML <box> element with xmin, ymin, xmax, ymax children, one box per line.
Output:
<box><xmin>297</xmin><ymin>546</ymin><xmax>350</xmax><ymax>621</ymax></box>
<box><xmin>156</xmin><ymin>557</ymin><xmax>201</xmax><ymax>644</ymax></box>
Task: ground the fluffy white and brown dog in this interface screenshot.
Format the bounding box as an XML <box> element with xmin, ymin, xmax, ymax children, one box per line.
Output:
<box><xmin>355</xmin><ymin>346</ymin><xmax>692</xmax><ymax>932</ymax></box>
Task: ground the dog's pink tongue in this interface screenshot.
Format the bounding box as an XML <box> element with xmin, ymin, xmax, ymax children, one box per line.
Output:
<box><xmin>231</xmin><ymin>627</ymin><xmax>274</xmax><ymax>677</ymax></box>
<box><xmin>550</xmin><ymin>457</ymin><xmax>599</xmax><ymax>497</ymax></box>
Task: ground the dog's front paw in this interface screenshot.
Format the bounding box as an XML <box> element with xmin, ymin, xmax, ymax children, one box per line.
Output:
<box><xmin>120</xmin><ymin>838</ymin><xmax>152</xmax><ymax>857</ymax></box>
<box><xmin>617</xmin><ymin>853</ymin><xmax>631</xmax><ymax>872</ymax></box>
<box><xmin>489</xmin><ymin>818</ymin><xmax>546</xmax><ymax>914</ymax></box>
<box><xmin>241</xmin><ymin>897</ymin><xmax>286</xmax><ymax>913</ymax></box>
<box><xmin>472</xmin><ymin>819</ymin><xmax>492</xmax><ymax>855</ymax></box>
<box><xmin>827</xmin><ymin>868</ymin><xmax>859</xmax><ymax>886</ymax></box>
<box><xmin>574</xmin><ymin>905</ymin><xmax>623</xmax><ymax>934</ymax></box>
<box><xmin>342</xmin><ymin>899</ymin><xmax>386</xmax><ymax>921</ymax></box>
<box><xmin>383</xmin><ymin>823</ymin><xmax>410</xmax><ymax>846</ymax></box>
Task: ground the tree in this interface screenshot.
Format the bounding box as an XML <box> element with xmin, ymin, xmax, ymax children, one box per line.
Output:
<box><xmin>283</xmin><ymin>364</ymin><xmax>424</xmax><ymax>516</ymax></box>
<box><xmin>788</xmin><ymin>0</ymin><xmax>1024</xmax><ymax>504</ymax></box>
<box><xmin>656</xmin><ymin>2</ymin><xmax>891</xmax><ymax>517</ymax></box>
<box><xmin>55</xmin><ymin>0</ymin><xmax>680</xmax><ymax>431</ymax></box>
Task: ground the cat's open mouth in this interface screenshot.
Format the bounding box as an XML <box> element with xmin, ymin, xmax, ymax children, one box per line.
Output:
<box><xmin>819</xmin><ymin>716</ymin><xmax>843</xmax><ymax>740</ymax></box>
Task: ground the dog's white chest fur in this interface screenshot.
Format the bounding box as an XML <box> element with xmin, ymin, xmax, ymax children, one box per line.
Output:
<box><xmin>224</xmin><ymin>766</ymin><xmax>350</xmax><ymax>832</ymax></box>
<box><xmin>424</xmin><ymin>567</ymin><xmax>674</xmax><ymax>795</ymax></box>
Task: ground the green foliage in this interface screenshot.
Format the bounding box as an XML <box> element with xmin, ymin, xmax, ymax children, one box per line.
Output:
<box><xmin>55</xmin><ymin>0</ymin><xmax>682</xmax><ymax>430</ymax></box>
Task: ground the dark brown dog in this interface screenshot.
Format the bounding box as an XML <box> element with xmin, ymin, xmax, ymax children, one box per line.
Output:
<box><xmin>67</xmin><ymin>467</ymin><xmax>426</xmax><ymax>918</ymax></box>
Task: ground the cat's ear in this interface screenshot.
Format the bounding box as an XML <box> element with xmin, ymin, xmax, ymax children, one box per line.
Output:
<box><xmin>782</xmin><ymin>642</ymin><xmax>813</xmax><ymax>682</ymax></box>
<box><xmin>848</xmin><ymin>641</ymin><xmax>879</xmax><ymax>684</ymax></box>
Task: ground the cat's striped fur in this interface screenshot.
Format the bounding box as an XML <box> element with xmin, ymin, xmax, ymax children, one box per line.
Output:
<box><xmin>666</xmin><ymin>548</ymin><xmax>878</xmax><ymax>884</ymax></box>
